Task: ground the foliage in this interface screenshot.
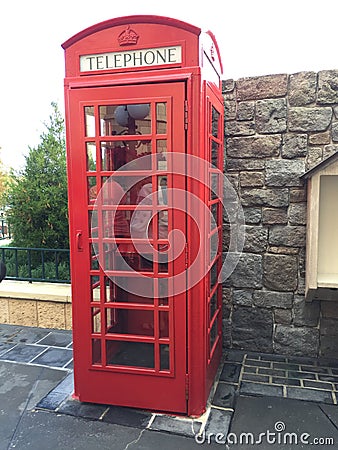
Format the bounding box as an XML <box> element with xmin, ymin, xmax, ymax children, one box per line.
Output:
<box><xmin>4</xmin><ymin>103</ymin><xmax>69</xmax><ymax>248</ymax></box>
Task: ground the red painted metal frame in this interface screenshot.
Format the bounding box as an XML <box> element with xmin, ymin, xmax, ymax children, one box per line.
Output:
<box><xmin>63</xmin><ymin>15</ymin><xmax>223</xmax><ymax>416</ymax></box>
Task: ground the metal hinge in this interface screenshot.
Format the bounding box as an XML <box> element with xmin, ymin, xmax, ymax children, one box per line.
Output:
<box><xmin>185</xmin><ymin>374</ymin><xmax>189</xmax><ymax>400</ymax></box>
<box><xmin>184</xmin><ymin>100</ymin><xmax>189</xmax><ymax>130</ymax></box>
<box><xmin>185</xmin><ymin>243</ymin><xmax>189</xmax><ymax>268</ymax></box>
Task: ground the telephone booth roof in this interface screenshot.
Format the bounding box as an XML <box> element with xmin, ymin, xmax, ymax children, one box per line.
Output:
<box><xmin>62</xmin><ymin>15</ymin><xmax>223</xmax><ymax>78</ymax></box>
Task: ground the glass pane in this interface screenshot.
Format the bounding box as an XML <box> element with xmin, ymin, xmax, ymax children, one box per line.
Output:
<box><xmin>211</xmin><ymin>203</ymin><xmax>218</xmax><ymax>230</ymax></box>
<box><xmin>106</xmin><ymin>308</ymin><xmax>154</xmax><ymax>336</ymax></box>
<box><xmin>156</xmin><ymin>102</ymin><xmax>167</xmax><ymax>134</ymax></box>
<box><xmin>159</xmin><ymin>311</ymin><xmax>169</xmax><ymax>338</ymax></box>
<box><xmin>85</xmin><ymin>106</ymin><xmax>95</xmax><ymax>137</ymax></box>
<box><xmin>210</xmin><ymin>230</ymin><xmax>219</xmax><ymax>262</ymax></box>
<box><xmin>88</xmin><ymin>176</ymin><xmax>97</xmax><ymax>203</ymax></box>
<box><xmin>158</xmin><ymin>176</ymin><xmax>167</xmax><ymax>205</ymax></box>
<box><xmin>106</xmin><ymin>341</ymin><xmax>154</xmax><ymax>368</ymax></box>
<box><xmin>86</xmin><ymin>142</ymin><xmax>96</xmax><ymax>171</ymax></box>
<box><xmin>159</xmin><ymin>278</ymin><xmax>168</xmax><ymax>299</ymax></box>
<box><xmin>99</xmin><ymin>104</ymin><xmax>151</xmax><ymax>136</ymax></box>
<box><xmin>106</xmin><ymin>308</ymin><xmax>117</xmax><ymax>331</ymax></box>
<box><xmin>105</xmin><ymin>176</ymin><xmax>152</xmax><ymax>206</ymax></box>
<box><xmin>210</xmin><ymin>261</ymin><xmax>218</xmax><ymax>290</ymax></box>
<box><xmin>210</xmin><ymin>173</ymin><xmax>219</xmax><ymax>200</ymax></box>
<box><xmin>105</xmin><ymin>276</ymin><xmax>154</xmax><ymax>303</ymax></box>
<box><xmin>210</xmin><ymin>319</ymin><xmax>218</xmax><ymax>350</ymax></box>
<box><xmin>211</xmin><ymin>140</ymin><xmax>218</xmax><ymax>167</ymax></box>
<box><xmin>210</xmin><ymin>291</ymin><xmax>217</xmax><ymax>321</ymax></box>
<box><xmin>160</xmin><ymin>344</ymin><xmax>170</xmax><ymax>370</ymax></box>
<box><xmin>158</xmin><ymin>247</ymin><xmax>168</xmax><ymax>273</ymax></box>
<box><xmin>101</xmin><ymin>141</ymin><xmax>152</xmax><ymax>172</ymax></box>
<box><xmin>92</xmin><ymin>339</ymin><xmax>101</xmax><ymax>364</ymax></box>
<box><xmin>89</xmin><ymin>210</ymin><xmax>98</xmax><ymax>239</ymax></box>
<box><xmin>157</xmin><ymin>140</ymin><xmax>167</xmax><ymax>170</ymax></box>
<box><xmin>212</xmin><ymin>106</ymin><xmax>220</xmax><ymax>138</ymax></box>
<box><xmin>92</xmin><ymin>308</ymin><xmax>101</xmax><ymax>333</ymax></box>
<box><xmin>91</xmin><ymin>275</ymin><xmax>100</xmax><ymax>302</ymax></box>
<box><xmin>90</xmin><ymin>244</ymin><xmax>99</xmax><ymax>270</ymax></box>
<box><xmin>102</xmin><ymin>210</ymin><xmax>130</xmax><ymax>238</ymax></box>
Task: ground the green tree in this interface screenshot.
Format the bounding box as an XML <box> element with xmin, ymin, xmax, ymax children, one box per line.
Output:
<box><xmin>5</xmin><ymin>102</ymin><xmax>69</xmax><ymax>248</ymax></box>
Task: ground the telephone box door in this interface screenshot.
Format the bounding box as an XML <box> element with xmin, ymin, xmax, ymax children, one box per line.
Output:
<box><xmin>66</xmin><ymin>82</ymin><xmax>188</xmax><ymax>413</ymax></box>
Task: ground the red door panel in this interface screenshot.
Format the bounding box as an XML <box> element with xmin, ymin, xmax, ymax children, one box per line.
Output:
<box><xmin>66</xmin><ymin>82</ymin><xmax>187</xmax><ymax>413</ymax></box>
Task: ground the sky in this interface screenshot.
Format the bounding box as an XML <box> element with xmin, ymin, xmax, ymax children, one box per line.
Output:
<box><xmin>0</xmin><ymin>0</ymin><xmax>337</xmax><ymax>170</ymax></box>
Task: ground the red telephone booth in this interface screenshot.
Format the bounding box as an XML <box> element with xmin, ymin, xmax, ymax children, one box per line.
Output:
<box><xmin>62</xmin><ymin>15</ymin><xmax>224</xmax><ymax>416</ymax></box>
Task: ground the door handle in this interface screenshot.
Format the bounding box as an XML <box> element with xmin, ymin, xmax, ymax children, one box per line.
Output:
<box><xmin>76</xmin><ymin>230</ymin><xmax>83</xmax><ymax>252</ymax></box>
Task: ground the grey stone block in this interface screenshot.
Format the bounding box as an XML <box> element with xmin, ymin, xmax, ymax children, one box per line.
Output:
<box><xmin>282</xmin><ymin>133</ymin><xmax>308</xmax><ymax>158</ymax></box>
<box><xmin>265</xmin><ymin>159</ymin><xmax>305</xmax><ymax>187</ymax></box>
<box><xmin>236</xmin><ymin>74</ymin><xmax>288</xmax><ymax>101</ymax></box>
<box><xmin>274</xmin><ymin>325</ymin><xmax>319</xmax><ymax>357</ymax></box>
<box><xmin>288</xmin><ymin>107</ymin><xmax>332</xmax><ymax>132</ymax></box>
<box><xmin>318</xmin><ymin>70</ymin><xmax>338</xmax><ymax>104</ymax></box>
<box><xmin>228</xmin><ymin>253</ymin><xmax>263</xmax><ymax>288</ymax></box>
<box><xmin>256</xmin><ymin>98</ymin><xmax>287</xmax><ymax>133</ymax></box>
<box><xmin>253</xmin><ymin>290</ymin><xmax>293</xmax><ymax>309</ymax></box>
<box><xmin>288</xmin><ymin>71</ymin><xmax>317</xmax><ymax>106</ymax></box>
<box><xmin>243</xmin><ymin>226</ymin><xmax>268</xmax><ymax>253</ymax></box>
<box><xmin>232</xmin><ymin>306</ymin><xmax>273</xmax><ymax>352</ymax></box>
<box><xmin>269</xmin><ymin>225</ymin><xmax>306</xmax><ymax>247</ymax></box>
<box><xmin>241</xmin><ymin>188</ymin><xmax>289</xmax><ymax>208</ymax></box>
<box><xmin>227</xmin><ymin>135</ymin><xmax>281</xmax><ymax>158</ymax></box>
<box><xmin>263</xmin><ymin>254</ymin><xmax>298</xmax><ymax>291</ymax></box>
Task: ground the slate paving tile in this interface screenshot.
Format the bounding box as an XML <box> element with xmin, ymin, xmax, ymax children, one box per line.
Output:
<box><xmin>149</xmin><ymin>415</ymin><xmax>202</xmax><ymax>437</ymax></box>
<box><xmin>225</xmin><ymin>350</ymin><xmax>245</xmax><ymax>363</ymax></box>
<box><xmin>272</xmin><ymin>377</ymin><xmax>301</xmax><ymax>386</ymax></box>
<box><xmin>258</xmin><ymin>367</ymin><xmax>286</xmax><ymax>377</ymax></box>
<box><xmin>36</xmin><ymin>389</ymin><xmax>70</xmax><ymax>410</ymax></box>
<box><xmin>219</xmin><ymin>362</ymin><xmax>241</xmax><ymax>383</ymax></box>
<box><xmin>36</xmin><ymin>331</ymin><xmax>72</xmax><ymax>347</ymax></box>
<box><xmin>0</xmin><ymin>324</ymin><xmax>50</xmax><ymax>345</ymax></box>
<box><xmin>286</xmin><ymin>386</ymin><xmax>333</xmax><ymax>403</ymax></box>
<box><xmin>245</xmin><ymin>359</ymin><xmax>270</xmax><ymax>368</ymax></box>
<box><xmin>32</xmin><ymin>347</ymin><xmax>73</xmax><ymax>368</ymax></box>
<box><xmin>273</xmin><ymin>362</ymin><xmax>300</xmax><ymax>371</ymax></box>
<box><xmin>303</xmin><ymin>380</ymin><xmax>333</xmax><ymax>390</ymax></box>
<box><xmin>102</xmin><ymin>405</ymin><xmax>152</xmax><ymax>429</ymax></box>
<box><xmin>243</xmin><ymin>366</ymin><xmax>257</xmax><ymax>374</ymax></box>
<box><xmin>58</xmin><ymin>398</ymin><xmax>108</xmax><ymax>420</ymax></box>
<box><xmin>288</xmin><ymin>371</ymin><xmax>316</xmax><ymax>380</ymax></box>
<box><xmin>0</xmin><ymin>342</ymin><xmax>16</xmax><ymax>356</ymax></box>
<box><xmin>204</xmin><ymin>407</ymin><xmax>233</xmax><ymax>437</ymax></box>
<box><xmin>300</xmin><ymin>365</ymin><xmax>329</xmax><ymax>374</ymax></box>
<box><xmin>240</xmin><ymin>381</ymin><xmax>284</xmax><ymax>397</ymax></box>
<box><xmin>318</xmin><ymin>374</ymin><xmax>338</xmax><ymax>382</ymax></box>
<box><xmin>0</xmin><ymin>343</ymin><xmax>47</xmax><ymax>362</ymax></box>
<box><xmin>288</xmin><ymin>356</ymin><xmax>318</xmax><ymax>365</ymax></box>
<box><xmin>36</xmin><ymin>373</ymin><xmax>74</xmax><ymax>410</ymax></box>
<box><xmin>212</xmin><ymin>382</ymin><xmax>237</xmax><ymax>408</ymax></box>
<box><xmin>242</xmin><ymin>373</ymin><xmax>269</xmax><ymax>383</ymax></box>
<box><xmin>53</xmin><ymin>373</ymin><xmax>74</xmax><ymax>395</ymax></box>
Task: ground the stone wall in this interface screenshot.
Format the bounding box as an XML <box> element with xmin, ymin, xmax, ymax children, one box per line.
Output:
<box><xmin>223</xmin><ymin>70</ymin><xmax>338</xmax><ymax>361</ymax></box>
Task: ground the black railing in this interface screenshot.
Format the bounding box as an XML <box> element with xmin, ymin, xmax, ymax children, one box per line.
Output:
<box><xmin>0</xmin><ymin>247</ymin><xmax>70</xmax><ymax>283</ymax></box>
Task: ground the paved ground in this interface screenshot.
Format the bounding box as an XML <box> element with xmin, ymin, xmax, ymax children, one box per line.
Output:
<box><xmin>0</xmin><ymin>323</ymin><xmax>337</xmax><ymax>449</ymax></box>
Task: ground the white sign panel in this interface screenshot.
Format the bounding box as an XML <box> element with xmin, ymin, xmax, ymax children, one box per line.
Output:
<box><xmin>80</xmin><ymin>46</ymin><xmax>182</xmax><ymax>72</ymax></box>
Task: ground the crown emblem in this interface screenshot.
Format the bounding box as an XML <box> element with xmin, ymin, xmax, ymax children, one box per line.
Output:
<box><xmin>118</xmin><ymin>25</ymin><xmax>139</xmax><ymax>46</ymax></box>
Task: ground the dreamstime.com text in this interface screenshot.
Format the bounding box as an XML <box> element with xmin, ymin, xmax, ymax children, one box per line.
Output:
<box><xmin>195</xmin><ymin>421</ymin><xmax>335</xmax><ymax>446</ymax></box>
